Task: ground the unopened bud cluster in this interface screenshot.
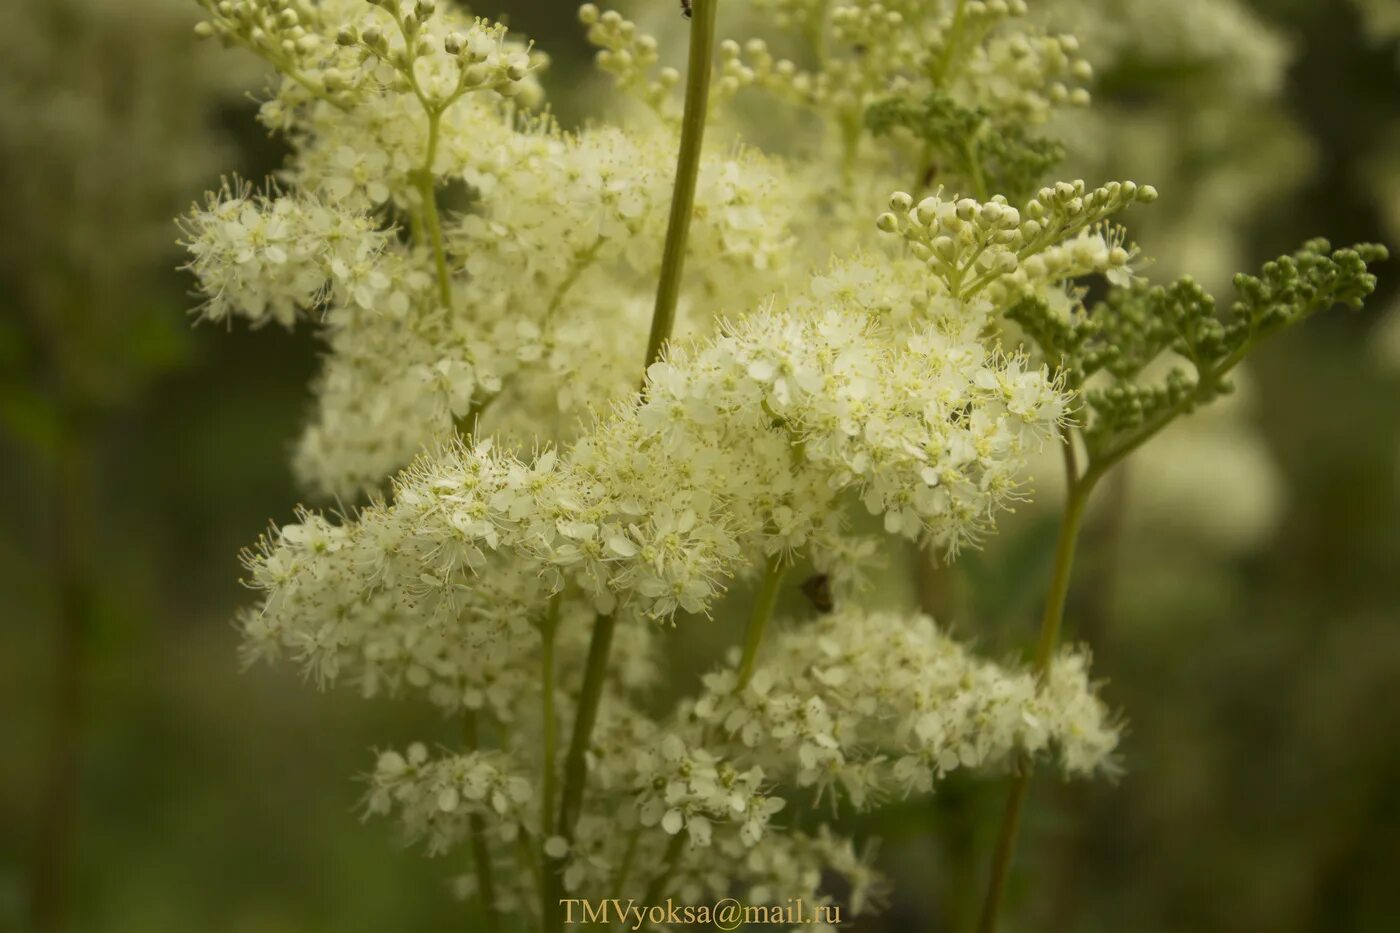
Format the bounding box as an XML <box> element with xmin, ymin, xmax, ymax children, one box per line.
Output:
<box><xmin>875</xmin><ymin>180</ymin><xmax>1156</xmax><ymax>298</ymax></box>
<box><xmin>195</xmin><ymin>0</ymin><xmax>534</xmax><ymax>108</ymax></box>
<box><xmin>711</xmin><ymin>0</ymin><xmax>1093</xmax><ymax>134</ymax></box>
<box><xmin>579</xmin><ymin>4</ymin><xmax>678</xmax><ymax>113</ymax></box>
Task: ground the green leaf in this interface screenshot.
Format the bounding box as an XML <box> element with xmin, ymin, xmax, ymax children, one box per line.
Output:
<box><xmin>866</xmin><ymin>92</ymin><xmax>1064</xmax><ymax>201</ymax></box>
<box><xmin>1006</xmin><ymin>240</ymin><xmax>1388</xmax><ymax>468</ymax></box>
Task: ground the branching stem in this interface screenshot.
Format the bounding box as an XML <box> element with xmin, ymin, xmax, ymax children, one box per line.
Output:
<box><xmin>415</xmin><ymin>109</ymin><xmax>453</xmax><ymax>310</ymax></box>
<box><xmin>976</xmin><ymin>427</ymin><xmax>1098</xmax><ymax>933</ymax></box>
<box><xmin>390</xmin><ymin>8</ymin><xmax>455</xmax><ymax>311</ymax></box>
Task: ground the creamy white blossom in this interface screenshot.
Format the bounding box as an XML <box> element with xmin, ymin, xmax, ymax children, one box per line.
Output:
<box><xmin>177</xmin><ymin>1</ymin><xmax>1392</xmax><ymax>928</ymax></box>
<box><xmin>693</xmin><ymin>608</ymin><xmax>1118</xmax><ymax>804</ymax></box>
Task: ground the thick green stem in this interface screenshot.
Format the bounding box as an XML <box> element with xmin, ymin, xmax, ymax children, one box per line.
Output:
<box><xmin>736</xmin><ymin>555</ymin><xmax>785</xmax><ymax>690</ymax></box>
<box><xmin>462</xmin><ymin>711</ymin><xmax>503</xmax><ymax>933</ymax></box>
<box><xmin>514</xmin><ymin>832</ymin><xmax>544</xmax><ymax>926</ymax></box>
<box><xmin>975</xmin><ymin>467</ymin><xmax>1097</xmax><ymax>933</ymax></box>
<box><xmin>643</xmin><ymin>0</ymin><xmax>719</xmax><ymax>375</ymax></box>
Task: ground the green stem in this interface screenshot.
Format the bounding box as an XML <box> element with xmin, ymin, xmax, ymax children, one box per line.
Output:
<box><xmin>554</xmin><ymin>614</ymin><xmax>616</xmax><ymax>839</ymax></box>
<box><xmin>643</xmin><ymin>0</ymin><xmax>719</xmax><ymax>375</ymax></box>
<box><xmin>545</xmin><ymin>239</ymin><xmax>605</xmax><ymax>325</ymax></box>
<box><xmin>1030</xmin><ymin>475</ymin><xmax>1095</xmax><ymax>676</ymax></box>
<box><xmin>462</xmin><ymin>711</ymin><xmax>503</xmax><ymax>933</ymax></box>
<box><xmin>839</xmin><ymin>112</ymin><xmax>863</xmax><ymax>195</ymax></box>
<box><xmin>407</xmin><ymin>202</ymin><xmax>426</xmax><ymax>247</ymax></box>
<box><xmin>540</xmin><ymin>596</ymin><xmax>562</xmax><ymax>839</ymax></box>
<box><xmin>416</xmin><ymin>109</ymin><xmax>453</xmax><ymax>310</ymax></box>
<box><xmin>976</xmin><ymin>761</ymin><xmax>1033</xmax><ymax>933</ymax></box>
<box><xmin>736</xmin><ymin>555</ymin><xmax>785</xmax><ymax>689</ymax></box>
<box><xmin>805</xmin><ymin>1</ymin><xmax>830</xmax><ymax>68</ymax></box>
<box><xmin>544</xmin><ymin>612</ymin><xmax>617</xmax><ymax>933</ymax></box>
<box><xmin>542</xmin><ymin>7</ymin><xmax>721</xmax><ymax>925</ymax></box>
<box><xmin>975</xmin><ymin>460</ymin><xmax>1098</xmax><ymax>933</ymax></box>
<box><xmin>540</xmin><ymin>6</ymin><xmax>721</xmax><ymax>924</ymax></box>
<box><xmin>389</xmin><ymin>9</ymin><xmax>454</xmax><ymax>311</ymax></box>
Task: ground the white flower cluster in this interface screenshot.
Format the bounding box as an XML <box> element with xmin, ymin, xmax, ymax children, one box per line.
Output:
<box><xmin>238</xmin><ymin>486</ymin><xmax>664</xmax><ymax>718</ymax></box>
<box><xmin>646</xmin><ymin>306</ymin><xmax>1066</xmax><ymax>548</ymax></box>
<box><xmin>196</xmin><ymin>0</ymin><xmax>534</xmax><ymax>113</ymax></box>
<box><xmin>367</xmin><ymin>742</ymin><xmax>534</xmax><ymax>856</ymax></box>
<box><xmin>604</xmin><ymin>0</ymin><xmax>1109</xmax><ymax>271</ymax></box>
<box><xmin>291</xmin><ymin>125</ymin><xmax>796</xmax><ymax>497</ymax></box>
<box><xmin>250</xmin><ymin>11</ymin><xmax>541</xmax><ymax>212</ymax></box>
<box><xmin>189</xmin><ymin>1</ymin><xmax>801</xmax><ymax>498</ymax></box>
<box><xmin>539</xmin><ymin>608</ymin><xmax>1114</xmax><ymax>913</ymax></box>
<box><xmin>241</xmin><ymin>273</ymin><xmax>1066</xmax><ymax>703</ymax></box>
<box><xmin>181</xmin><ymin>185</ymin><xmax>392</xmax><ymax>326</ymax></box>
<box><xmin>188</xmin><ymin>2</ymin><xmax>1173</xmax><ymax>925</ymax></box>
<box><xmin>623</xmin><ymin>732</ymin><xmax>784</xmax><ymax>848</ymax></box>
<box><xmin>693</xmin><ymin>608</ymin><xmax>1118</xmax><ymax>805</ymax></box>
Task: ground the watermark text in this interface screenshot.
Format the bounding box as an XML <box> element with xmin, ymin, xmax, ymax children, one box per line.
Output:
<box><xmin>560</xmin><ymin>897</ymin><xmax>841</xmax><ymax>930</ymax></box>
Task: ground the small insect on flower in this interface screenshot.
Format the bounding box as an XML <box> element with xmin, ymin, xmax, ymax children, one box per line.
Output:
<box><xmin>680</xmin><ymin>0</ymin><xmax>693</xmax><ymax>19</ymax></box>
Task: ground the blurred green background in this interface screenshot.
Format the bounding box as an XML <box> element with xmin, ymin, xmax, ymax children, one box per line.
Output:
<box><xmin>2</xmin><ymin>1</ymin><xmax>1399</xmax><ymax>931</ymax></box>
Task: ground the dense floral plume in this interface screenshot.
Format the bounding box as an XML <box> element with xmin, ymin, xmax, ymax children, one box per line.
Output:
<box><xmin>184</xmin><ymin>1</ymin><xmax>1385</xmax><ymax>928</ymax></box>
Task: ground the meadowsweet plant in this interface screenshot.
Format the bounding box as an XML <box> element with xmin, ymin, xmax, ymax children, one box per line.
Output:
<box><xmin>183</xmin><ymin>1</ymin><xmax>1385</xmax><ymax>930</ymax></box>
